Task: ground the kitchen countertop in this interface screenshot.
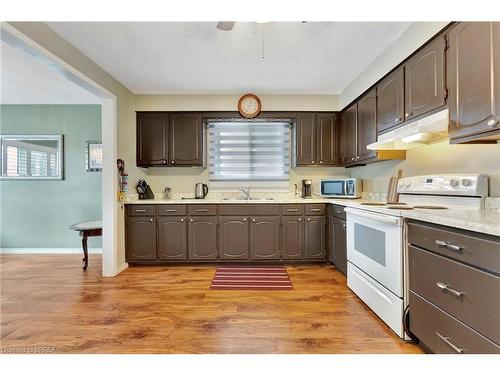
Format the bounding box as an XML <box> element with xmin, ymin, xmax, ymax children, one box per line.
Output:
<box><xmin>125</xmin><ymin>195</ymin><xmax>500</xmax><ymax>237</ymax></box>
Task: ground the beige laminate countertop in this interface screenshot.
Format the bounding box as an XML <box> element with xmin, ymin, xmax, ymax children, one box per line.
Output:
<box><xmin>125</xmin><ymin>196</ymin><xmax>500</xmax><ymax>237</ymax></box>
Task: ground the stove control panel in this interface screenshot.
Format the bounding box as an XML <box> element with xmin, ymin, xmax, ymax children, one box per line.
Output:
<box><xmin>397</xmin><ymin>174</ymin><xmax>488</xmax><ymax>197</ymax></box>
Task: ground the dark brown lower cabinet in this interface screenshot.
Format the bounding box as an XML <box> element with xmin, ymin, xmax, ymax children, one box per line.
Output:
<box><xmin>126</xmin><ymin>216</ymin><xmax>157</xmax><ymax>261</ymax></box>
<box><xmin>329</xmin><ymin>217</ymin><xmax>347</xmax><ymax>275</ymax></box>
<box><xmin>157</xmin><ymin>216</ymin><xmax>187</xmax><ymax>260</ymax></box>
<box><xmin>219</xmin><ymin>217</ymin><xmax>249</xmax><ymax>260</ymax></box>
<box><xmin>281</xmin><ymin>216</ymin><xmax>303</xmax><ymax>259</ymax></box>
<box><xmin>304</xmin><ymin>216</ymin><xmax>326</xmax><ymax>259</ymax></box>
<box><xmin>250</xmin><ymin>216</ymin><xmax>280</xmax><ymax>260</ymax></box>
<box><xmin>188</xmin><ymin>217</ymin><xmax>218</xmax><ymax>260</ymax></box>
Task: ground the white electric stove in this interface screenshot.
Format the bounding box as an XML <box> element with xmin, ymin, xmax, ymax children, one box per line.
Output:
<box><xmin>344</xmin><ymin>174</ymin><xmax>488</xmax><ymax>339</ymax></box>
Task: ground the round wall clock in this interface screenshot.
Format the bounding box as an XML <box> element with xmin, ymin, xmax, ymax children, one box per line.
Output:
<box><xmin>238</xmin><ymin>94</ymin><xmax>262</xmax><ymax>118</ymax></box>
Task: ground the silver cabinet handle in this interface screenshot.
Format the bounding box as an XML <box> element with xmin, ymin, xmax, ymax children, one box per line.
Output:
<box><xmin>351</xmin><ymin>157</ymin><xmax>355</xmax><ymax>161</ymax></box>
<box><xmin>180</xmin><ymin>218</ymin><xmax>184</xmax><ymax>222</ymax></box>
<box><xmin>319</xmin><ymin>160</ymin><xmax>323</xmax><ymax>164</ymax></box>
<box><xmin>435</xmin><ymin>240</ymin><xmax>461</xmax><ymax>251</ymax></box>
<box><xmin>196</xmin><ymin>209</ymin><xmax>208</xmax><ymax>212</ymax></box>
<box><xmin>342</xmin><ymin>223</ymin><xmax>346</xmax><ymax>229</ymax></box>
<box><xmin>311</xmin><ymin>160</ymin><xmax>315</xmax><ymax>164</ymax></box>
<box><xmin>310</xmin><ymin>208</ymin><xmax>321</xmax><ymax>212</ymax></box>
<box><xmin>162</xmin><ymin>160</ymin><xmax>167</xmax><ymax>164</ymax></box>
<box><xmin>135</xmin><ymin>209</ymin><xmax>147</xmax><ymax>212</ymax></box>
<box><xmin>190</xmin><ymin>219</ymin><xmax>194</xmax><ymax>222</ymax></box>
<box><xmin>405</xmin><ymin>112</ymin><xmax>413</xmax><ymax>118</ymax></box>
<box><xmin>435</xmin><ymin>332</ymin><xmax>464</xmax><ymax>354</ymax></box>
<box><xmin>165</xmin><ymin>209</ymin><xmax>177</xmax><ymax>212</ymax></box>
<box><xmin>243</xmin><ymin>218</ymin><xmax>247</xmax><ymax>222</ymax></box>
<box><xmin>252</xmin><ymin>218</ymin><xmax>256</xmax><ymax>222</ymax></box>
<box><xmin>307</xmin><ymin>218</ymin><xmax>311</xmax><ymax>221</ymax></box>
<box><xmin>487</xmin><ymin>119</ymin><xmax>498</xmax><ymax>127</ymax></box>
<box><xmin>149</xmin><ymin>218</ymin><xmax>154</xmax><ymax>222</ymax></box>
<box><xmin>287</xmin><ymin>209</ymin><xmax>299</xmax><ymax>212</ymax></box>
<box><xmin>171</xmin><ymin>160</ymin><xmax>175</xmax><ymax>164</ymax></box>
<box><xmin>436</xmin><ymin>282</ymin><xmax>465</xmax><ymax>298</ymax></box>
<box><xmin>298</xmin><ymin>218</ymin><xmax>301</xmax><ymax>221</ymax></box>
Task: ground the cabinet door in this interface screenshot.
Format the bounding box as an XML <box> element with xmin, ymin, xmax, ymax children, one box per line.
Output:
<box><xmin>405</xmin><ymin>36</ymin><xmax>446</xmax><ymax>121</ymax></box>
<box><xmin>304</xmin><ymin>216</ymin><xmax>326</xmax><ymax>259</ymax></box>
<box><xmin>219</xmin><ymin>217</ymin><xmax>249</xmax><ymax>260</ymax></box>
<box><xmin>296</xmin><ymin>113</ymin><xmax>316</xmax><ymax>165</ymax></box>
<box><xmin>377</xmin><ymin>68</ymin><xmax>405</xmax><ymax>134</ymax></box>
<box><xmin>316</xmin><ymin>113</ymin><xmax>339</xmax><ymax>165</ymax></box>
<box><xmin>250</xmin><ymin>216</ymin><xmax>280</xmax><ymax>260</ymax></box>
<box><xmin>188</xmin><ymin>217</ymin><xmax>218</xmax><ymax>260</ymax></box>
<box><xmin>329</xmin><ymin>217</ymin><xmax>347</xmax><ymax>275</ymax></box>
<box><xmin>357</xmin><ymin>89</ymin><xmax>377</xmax><ymax>161</ymax></box>
<box><xmin>340</xmin><ymin>104</ymin><xmax>357</xmax><ymax>165</ymax></box>
<box><xmin>169</xmin><ymin>112</ymin><xmax>203</xmax><ymax>166</ymax></box>
<box><xmin>126</xmin><ymin>216</ymin><xmax>157</xmax><ymax>261</ymax></box>
<box><xmin>157</xmin><ymin>216</ymin><xmax>187</xmax><ymax>260</ymax></box>
<box><xmin>448</xmin><ymin>22</ymin><xmax>500</xmax><ymax>141</ymax></box>
<box><xmin>136</xmin><ymin>112</ymin><xmax>168</xmax><ymax>167</ymax></box>
<box><xmin>281</xmin><ymin>216</ymin><xmax>303</xmax><ymax>260</ymax></box>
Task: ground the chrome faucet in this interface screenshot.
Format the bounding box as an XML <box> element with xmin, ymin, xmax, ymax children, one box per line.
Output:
<box><xmin>239</xmin><ymin>187</ymin><xmax>251</xmax><ymax>200</ymax></box>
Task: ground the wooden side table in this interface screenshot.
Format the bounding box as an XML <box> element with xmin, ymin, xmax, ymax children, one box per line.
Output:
<box><xmin>70</xmin><ymin>220</ymin><xmax>102</xmax><ymax>270</ymax></box>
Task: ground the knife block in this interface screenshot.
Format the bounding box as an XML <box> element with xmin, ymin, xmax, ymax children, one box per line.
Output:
<box><xmin>138</xmin><ymin>185</ymin><xmax>155</xmax><ymax>200</ymax></box>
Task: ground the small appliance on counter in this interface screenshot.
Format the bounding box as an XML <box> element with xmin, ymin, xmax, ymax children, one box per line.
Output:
<box><xmin>301</xmin><ymin>179</ymin><xmax>312</xmax><ymax>199</ymax></box>
<box><xmin>195</xmin><ymin>183</ymin><xmax>209</xmax><ymax>199</ymax></box>
<box><xmin>320</xmin><ymin>178</ymin><xmax>362</xmax><ymax>198</ymax></box>
<box><xmin>136</xmin><ymin>179</ymin><xmax>155</xmax><ymax>200</ymax></box>
<box><xmin>164</xmin><ymin>187</ymin><xmax>172</xmax><ymax>200</ymax></box>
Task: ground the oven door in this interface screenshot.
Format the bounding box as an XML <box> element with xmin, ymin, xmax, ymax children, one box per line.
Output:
<box><xmin>345</xmin><ymin>207</ymin><xmax>403</xmax><ymax>297</ymax></box>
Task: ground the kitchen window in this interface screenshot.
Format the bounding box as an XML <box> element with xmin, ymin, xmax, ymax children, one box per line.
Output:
<box><xmin>207</xmin><ymin>120</ymin><xmax>291</xmax><ymax>189</ymax></box>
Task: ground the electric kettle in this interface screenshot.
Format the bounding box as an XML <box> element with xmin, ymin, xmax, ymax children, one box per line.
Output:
<box><xmin>195</xmin><ymin>183</ymin><xmax>209</xmax><ymax>199</ymax></box>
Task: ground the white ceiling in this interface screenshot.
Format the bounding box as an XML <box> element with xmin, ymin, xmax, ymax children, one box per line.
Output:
<box><xmin>1</xmin><ymin>40</ymin><xmax>101</xmax><ymax>104</ymax></box>
<box><xmin>48</xmin><ymin>22</ymin><xmax>412</xmax><ymax>94</ymax></box>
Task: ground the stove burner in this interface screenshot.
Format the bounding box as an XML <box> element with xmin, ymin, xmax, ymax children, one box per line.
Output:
<box><xmin>413</xmin><ymin>205</ymin><xmax>448</xmax><ymax>209</ymax></box>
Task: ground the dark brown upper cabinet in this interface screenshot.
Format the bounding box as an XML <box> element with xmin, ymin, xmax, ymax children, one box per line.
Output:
<box><xmin>295</xmin><ymin>112</ymin><xmax>339</xmax><ymax>166</ymax></box>
<box><xmin>136</xmin><ymin>111</ymin><xmax>204</xmax><ymax>167</ymax></box>
<box><xmin>356</xmin><ymin>89</ymin><xmax>377</xmax><ymax>162</ymax></box>
<box><xmin>295</xmin><ymin>113</ymin><xmax>317</xmax><ymax>165</ymax></box>
<box><xmin>169</xmin><ymin>113</ymin><xmax>203</xmax><ymax>166</ymax></box>
<box><xmin>316</xmin><ymin>113</ymin><xmax>339</xmax><ymax>165</ymax></box>
<box><xmin>448</xmin><ymin>22</ymin><xmax>500</xmax><ymax>142</ymax></box>
<box><xmin>136</xmin><ymin>112</ymin><xmax>168</xmax><ymax>167</ymax></box>
<box><xmin>377</xmin><ymin>67</ymin><xmax>405</xmax><ymax>134</ymax></box>
<box><xmin>405</xmin><ymin>36</ymin><xmax>446</xmax><ymax>122</ymax></box>
<box><xmin>340</xmin><ymin>104</ymin><xmax>357</xmax><ymax>165</ymax></box>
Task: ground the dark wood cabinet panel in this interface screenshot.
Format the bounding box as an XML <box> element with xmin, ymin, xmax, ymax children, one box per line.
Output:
<box><xmin>296</xmin><ymin>113</ymin><xmax>317</xmax><ymax>165</ymax></box>
<box><xmin>169</xmin><ymin>112</ymin><xmax>203</xmax><ymax>166</ymax></box>
<box><xmin>219</xmin><ymin>217</ymin><xmax>249</xmax><ymax>260</ymax></box>
<box><xmin>340</xmin><ymin>103</ymin><xmax>357</xmax><ymax>165</ymax></box>
<box><xmin>157</xmin><ymin>217</ymin><xmax>187</xmax><ymax>260</ymax></box>
<box><xmin>136</xmin><ymin>112</ymin><xmax>168</xmax><ymax>167</ymax></box>
<box><xmin>448</xmin><ymin>22</ymin><xmax>500</xmax><ymax>142</ymax></box>
<box><xmin>188</xmin><ymin>217</ymin><xmax>218</xmax><ymax>260</ymax></box>
<box><xmin>304</xmin><ymin>216</ymin><xmax>326</xmax><ymax>259</ymax></box>
<box><xmin>405</xmin><ymin>35</ymin><xmax>446</xmax><ymax>121</ymax></box>
<box><xmin>126</xmin><ymin>216</ymin><xmax>157</xmax><ymax>261</ymax></box>
<box><xmin>357</xmin><ymin>89</ymin><xmax>377</xmax><ymax>161</ymax></box>
<box><xmin>377</xmin><ymin>68</ymin><xmax>405</xmax><ymax>134</ymax></box>
<box><xmin>281</xmin><ymin>216</ymin><xmax>303</xmax><ymax>260</ymax></box>
<box><xmin>250</xmin><ymin>216</ymin><xmax>280</xmax><ymax>260</ymax></box>
<box><xmin>329</xmin><ymin>217</ymin><xmax>347</xmax><ymax>275</ymax></box>
<box><xmin>316</xmin><ymin>113</ymin><xmax>339</xmax><ymax>165</ymax></box>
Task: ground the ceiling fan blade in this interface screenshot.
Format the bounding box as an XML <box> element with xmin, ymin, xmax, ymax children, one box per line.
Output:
<box><xmin>216</xmin><ymin>22</ymin><xmax>235</xmax><ymax>31</ymax></box>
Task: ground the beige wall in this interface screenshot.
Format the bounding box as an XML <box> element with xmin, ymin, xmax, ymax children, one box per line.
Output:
<box><xmin>350</xmin><ymin>142</ymin><xmax>500</xmax><ymax>197</ymax></box>
<box><xmin>340</xmin><ymin>22</ymin><xmax>449</xmax><ymax>109</ymax></box>
<box><xmin>132</xmin><ymin>94</ymin><xmax>344</xmax><ymax>195</ymax></box>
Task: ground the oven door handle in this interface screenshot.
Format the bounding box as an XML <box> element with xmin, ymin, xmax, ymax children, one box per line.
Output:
<box><xmin>345</xmin><ymin>207</ymin><xmax>402</xmax><ymax>225</ymax></box>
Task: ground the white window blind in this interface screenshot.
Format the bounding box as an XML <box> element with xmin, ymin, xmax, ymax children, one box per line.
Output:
<box><xmin>2</xmin><ymin>140</ymin><xmax>58</xmax><ymax>177</ymax></box>
<box><xmin>208</xmin><ymin>121</ymin><xmax>290</xmax><ymax>181</ymax></box>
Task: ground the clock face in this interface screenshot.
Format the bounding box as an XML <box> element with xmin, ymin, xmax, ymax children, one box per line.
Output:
<box><xmin>238</xmin><ymin>94</ymin><xmax>261</xmax><ymax>118</ymax></box>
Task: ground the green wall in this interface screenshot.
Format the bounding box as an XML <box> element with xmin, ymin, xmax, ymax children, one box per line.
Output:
<box><xmin>0</xmin><ymin>105</ymin><xmax>102</xmax><ymax>249</ymax></box>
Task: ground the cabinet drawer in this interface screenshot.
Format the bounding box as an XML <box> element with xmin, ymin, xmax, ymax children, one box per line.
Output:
<box><xmin>330</xmin><ymin>204</ymin><xmax>346</xmax><ymax>220</ymax></box>
<box><xmin>407</xmin><ymin>221</ymin><xmax>500</xmax><ymax>274</ymax></box>
<box><xmin>127</xmin><ymin>205</ymin><xmax>156</xmax><ymax>216</ymax></box>
<box><xmin>409</xmin><ymin>245</ymin><xmax>500</xmax><ymax>344</ymax></box>
<box><xmin>281</xmin><ymin>204</ymin><xmax>304</xmax><ymax>216</ymax></box>
<box><xmin>305</xmin><ymin>204</ymin><xmax>326</xmax><ymax>216</ymax></box>
<box><xmin>409</xmin><ymin>291</ymin><xmax>500</xmax><ymax>354</ymax></box>
<box><xmin>158</xmin><ymin>204</ymin><xmax>186</xmax><ymax>216</ymax></box>
<box><xmin>188</xmin><ymin>205</ymin><xmax>217</xmax><ymax>216</ymax></box>
<box><xmin>219</xmin><ymin>204</ymin><xmax>280</xmax><ymax>216</ymax></box>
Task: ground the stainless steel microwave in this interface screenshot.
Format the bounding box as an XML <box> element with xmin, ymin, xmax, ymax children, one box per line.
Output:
<box><xmin>319</xmin><ymin>178</ymin><xmax>362</xmax><ymax>198</ymax></box>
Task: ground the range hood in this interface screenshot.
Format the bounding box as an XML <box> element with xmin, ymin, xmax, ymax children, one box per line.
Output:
<box><xmin>368</xmin><ymin>109</ymin><xmax>449</xmax><ymax>151</ymax></box>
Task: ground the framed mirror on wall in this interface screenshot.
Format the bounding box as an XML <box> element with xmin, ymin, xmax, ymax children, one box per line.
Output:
<box><xmin>0</xmin><ymin>135</ymin><xmax>64</xmax><ymax>180</ymax></box>
<box><xmin>86</xmin><ymin>141</ymin><xmax>102</xmax><ymax>172</ymax></box>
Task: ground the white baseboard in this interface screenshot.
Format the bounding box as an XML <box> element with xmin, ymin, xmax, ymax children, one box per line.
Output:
<box><xmin>0</xmin><ymin>248</ymin><xmax>103</xmax><ymax>254</ymax></box>
<box><xmin>116</xmin><ymin>262</ymin><xmax>129</xmax><ymax>275</ymax></box>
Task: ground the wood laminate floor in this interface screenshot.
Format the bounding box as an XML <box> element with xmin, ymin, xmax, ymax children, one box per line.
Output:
<box><xmin>0</xmin><ymin>255</ymin><xmax>422</xmax><ymax>354</ymax></box>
